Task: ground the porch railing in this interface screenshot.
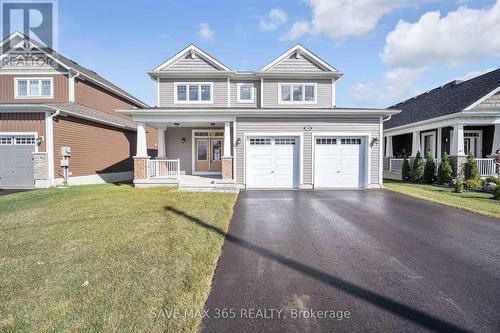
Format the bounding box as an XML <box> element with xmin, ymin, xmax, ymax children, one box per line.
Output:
<box><xmin>148</xmin><ymin>159</ymin><xmax>180</xmax><ymax>179</ymax></box>
<box><xmin>476</xmin><ymin>158</ymin><xmax>497</xmax><ymax>177</ymax></box>
<box><xmin>389</xmin><ymin>157</ymin><xmax>497</xmax><ymax>177</ymax></box>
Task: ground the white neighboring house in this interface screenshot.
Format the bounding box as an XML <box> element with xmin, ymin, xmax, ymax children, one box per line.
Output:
<box><xmin>119</xmin><ymin>44</ymin><xmax>399</xmax><ymax>189</ymax></box>
<box><xmin>384</xmin><ymin>69</ymin><xmax>500</xmax><ymax>178</ymax></box>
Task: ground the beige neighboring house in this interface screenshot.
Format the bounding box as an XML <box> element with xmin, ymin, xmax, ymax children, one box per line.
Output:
<box><xmin>120</xmin><ymin>44</ymin><xmax>399</xmax><ymax>189</ymax></box>
<box><xmin>0</xmin><ymin>32</ymin><xmax>157</xmax><ymax>189</ymax></box>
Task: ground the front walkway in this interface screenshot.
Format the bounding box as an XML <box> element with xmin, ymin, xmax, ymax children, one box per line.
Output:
<box><xmin>201</xmin><ymin>190</ymin><xmax>499</xmax><ymax>333</ymax></box>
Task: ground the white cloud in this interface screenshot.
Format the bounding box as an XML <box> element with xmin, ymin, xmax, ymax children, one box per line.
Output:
<box><xmin>284</xmin><ymin>0</ymin><xmax>400</xmax><ymax>40</ymax></box>
<box><xmin>197</xmin><ymin>23</ymin><xmax>214</xmax><ymax>41</ymax></box>
<box><xmin>260</xmin><ymin>8</ymin><xmax>288</xmax><ymax>31</ymax></box>
<box><xmin>383</xmin><ymin>66</ymin><xmax>427</xmax><ymax>102</ymax></box>
<box><xmin>280</xmin><ymin>21</ymin><xmax>310</xmax><ymax>41</ymax></box>
<box><xmin>455</xmin><ymin>68</ymin><xmax>495</xmax><ymax>81</ymax></box>
<box><xmin>350</xmin><ymin>82</ymin><xmax>378</xmax><ymax>105</ymax></box>
<box><xmin>381</xmin><ymin>1</ymin><xmax>500</xmax><ymax>68</ymax></box>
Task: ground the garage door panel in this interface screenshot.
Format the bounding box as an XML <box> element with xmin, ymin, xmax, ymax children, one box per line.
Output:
<box><xmin>246</xmin><ymin>137</ymin><xmax>299</xmax><ymax>188</ymax></box>
<box><xmin>314</xmin><ymin>137</ymin><xmax>365</xmax><ymax>188</ymax></box>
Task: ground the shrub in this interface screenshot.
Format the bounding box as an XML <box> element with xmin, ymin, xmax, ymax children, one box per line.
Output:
<box><xmin>411</xmin><ymin>151</ymin><xmax>424</xmax><ymax>182</ymax></box>
<box><xmin>401</xmin><ymin>156</ymin><xmax>411</xmax><ymax>182</ymax></box>
<box><xmin>454</xmin><ymin>177</ymin><xmax>464</xmax><ymax>193</ymax></box>
<box><xmin>485</xmin><ymin>176</ymin><xmax>500</xmax><ymax>185</ymax></box>
<box><xmin>423</xmin><ymin>152</ymin><xmax>437</xmax><ymax>183</ymax></box>
<box><xmin>493</xmin><ymin>186</ymin><xmax>500</xmax><ymax>200</ymax></box>
<box><xmin>437</xmin><ymin>152</ymin><xmax>453</xmax><ymax>185</ymax></box>
<box><xmin>464</xmin><ymin>179</ymin><xmax>481</xmax><ymax>189</ymax></box>
<box><xmin>463</xmin><ymin>152</ymin><xmax>480</xmax><ymax>180</ymax></box>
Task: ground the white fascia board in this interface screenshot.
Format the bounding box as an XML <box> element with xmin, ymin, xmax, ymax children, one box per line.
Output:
<box><xmin>153</xmin><ymin>44</ymin><xmax>231</xmax><ymax>72</ymax></box>
<box><xmin>260</xmin><ymin>44</ymin><xmax>339</xmax><ymax>72</ymax></box>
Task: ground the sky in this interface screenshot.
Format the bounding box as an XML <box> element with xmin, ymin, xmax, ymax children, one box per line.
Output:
<box><xmin>54</xmin><ymin>0</ymin><xmax>500</xmax><ymax>108</ymax></box>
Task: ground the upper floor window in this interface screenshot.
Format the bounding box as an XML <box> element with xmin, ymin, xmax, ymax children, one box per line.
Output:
<box><xmin>237</xmin><ymin>83</ymin><xmax>254</xmax><ymax>103</ymax></box>
<box><xmin>175</xmin><ymin>82</ymin><xmax>213</xmax><ymax>103</ymax></box>
<box><xmin>278</xmin><ymin>83</ymin><xmax>316</xmax><ymax>104</ymax></box>
<box><xmin>15</xmin><ymin>78</ymin><xmax>53</xmax><ymax>99</ymax></box>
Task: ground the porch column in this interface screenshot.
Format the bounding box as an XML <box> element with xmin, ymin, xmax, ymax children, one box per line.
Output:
<box><xmin>157</xmin><ymin>127</ymin><xmax>166</xmax><ymax>158</ymax></box>
<box><xmin>221</xmin><ymin>121</ymin><xmax>233</xmax><ymax>181</ymax></box>
<box><xmin>385</xmin><ymin>136</ymin><xmax>393</xmax><ymax>158</ymax></box>
<box><xmin>136</xmin><ymin>122</ymin><xmax>148</xmax><ymax>157</ymax></box>
<box><xmin>491</xmin><ymin>123</ymin><xmax>500</xmax><ymax>155</ymax></box>
<box><xmin>436</xmin><ymin>127</ymin><xmax>442</xmax><ymax>159</ymax></box>
<box><xmin>450</xmin><ymin>124</ymin><xmax>465</xmax><ymax>156</ymax></box>
<box><xmin>411</xmin><ymin>131</ymin><xmax>420</xmax><ymax>157</ymax></box>
<box><xmin>223</xmin><ymin>122</ymin><xmax>232</xmax><ymax>157</ymax></box>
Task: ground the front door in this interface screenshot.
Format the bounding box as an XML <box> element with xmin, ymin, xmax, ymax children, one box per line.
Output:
<box><xmin>195</xmin><ymin>138</ymin><xmax>223</xmax><ymax>173</ymax></box>
<box><xmin>464</xmin><ymin>131</ymin><xmax>481</xmax><ymax>157</ymax></box>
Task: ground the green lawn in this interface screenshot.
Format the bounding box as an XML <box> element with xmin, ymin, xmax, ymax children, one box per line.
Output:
<box><xmin>384</xmin><ymin>180</ymin><xmax>500</xmax><ymax>219</ymax></box>
<box><xmin>0</xmin><ymin>184</ymin><xmax>237</xmax><ymax>333</ymax></box>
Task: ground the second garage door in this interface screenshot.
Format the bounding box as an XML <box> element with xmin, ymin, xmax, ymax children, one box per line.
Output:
<box><xmin>246</xmin><ymin>137</ymin><xmax>300</xmax><ymax>188</ymax></box>
<box><xmin>0</xmin><ymin>135</ymin><xmax>36</xmax><ymax>189</ymax></box>
<box><xmin>314</xmin><ymin>137</ymin><xmax>366</xmax><ymax>188</ymax></box>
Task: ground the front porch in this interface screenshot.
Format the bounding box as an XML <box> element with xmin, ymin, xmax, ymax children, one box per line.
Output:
<box><xmin>133</xmin><ymin>120</ymin><xmax>237</xmax><ymax>190</ymax></box>
<box><xmin>384</xmin><ymin>121</ymin><xmax>500</xmax><ymax>178</ymax></box>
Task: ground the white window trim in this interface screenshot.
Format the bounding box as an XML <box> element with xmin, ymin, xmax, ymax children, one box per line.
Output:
<box><xmin>278</xmin><ymin>82</ymin><xmax>317</xmax><ymax>105</ymax></box>
<box><xmin>236</xmin><ymin>82</ymin><xmax>255</xmax><ymax>103</ymax></box>
<box><xmin>14</xmin><ymin>77</ymin><xmax>54</xmax><ymax>99</ymax></box>
<box><xmin>420</xmin><ymin>131</ymin><xmax>436</xmax><ymax>158</ymax></box>
<box><xmin>174</xmin><ymin>82</ymin><xmax>214</xmax><ymax>104</ymax></box>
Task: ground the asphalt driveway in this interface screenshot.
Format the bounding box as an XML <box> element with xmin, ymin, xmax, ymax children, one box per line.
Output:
<box><xmin>202</xmin><ymin>190</ymin><xmax>500</xmax><ymax>333</ymax></box>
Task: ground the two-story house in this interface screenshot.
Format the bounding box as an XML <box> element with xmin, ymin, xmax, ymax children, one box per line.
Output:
<box><xmin>0</xmin><ymin>32</ymin><xmax>157</xmax><ymax>188</ymax></box>
<box><xmin>120</xmin><ymin>44</ymin><xmax>399</xmax><ymax>189</ymax></box>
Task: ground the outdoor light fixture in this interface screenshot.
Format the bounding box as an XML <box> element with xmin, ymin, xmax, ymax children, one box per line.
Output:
<box><xmin>36</xmin><ymin>136</ymin><xmax>44</xmax><ymax>145</ymax></box>
<box><xmin>236</xmin><ymin>137</ymin><xmax>242</xmax><ymax>146</ymax></box>
<box><xmin>174</xmin><ymin>123</ymin><xmax>180</xmax><ymax>126</ymax></box>
<box><xmin>181</xmin><ymin>137</ymin><xmax>186</xmax><ymax>143</ymax></box>
<box><xmin>210</xmin><ymin>122</ymin><xmax>216</xmax><ymax>126</ymax></box>
<box><xmin>370</xmin><ymin>137</ymin><xmax>379</xmax><ymax>147</ymax></box>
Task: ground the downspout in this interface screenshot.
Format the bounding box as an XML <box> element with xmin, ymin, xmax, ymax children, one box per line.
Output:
<box><xmin>69</xmin><ymin>70</ymin><xmax>80</xmax><ymax>103</ymax></box>
<box><xmin>47</xmin><ymin>110</ymin><xmax>60</xmax><ymax>186</ymax></box>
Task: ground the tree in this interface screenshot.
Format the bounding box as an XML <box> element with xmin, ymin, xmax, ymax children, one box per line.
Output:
<box><xmin>437</xmin><ymin>152</ymin><xmax>453</xmax><ymax>185</ymax></box>
<box><xmin>463</xmin><ymin>152</ymin><xmax>480</xmax><ymax>180</ymax></box>
<box><xmin>411</xmin><ymin>151</ymin><xmax>424</xmax><ymax>182</ymax></box>
<box><xmin>423</xmin><ymin>151</ymin><xmax>437</xmax><ymax>183</ymax></box>
<box><xmin>401</xmin><ymin>156</ymin><xmax>411</xmax><ymax>182</ymax></box>
<box><xmin>454</xmin><ymin>176</ymin><xmax>464</xmax><ymax>193</ymax></box>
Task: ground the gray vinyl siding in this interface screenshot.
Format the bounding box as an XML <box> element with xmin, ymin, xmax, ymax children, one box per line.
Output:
<box><xmin>234</xmin><ymin>117</ymin><xmax>381</xmax><ymax>187</ymax></box>
<box><xmin>262</xmin><ymin>79</ymin><xmax>333</xmax><ymax>108</ymax></box>
<box><xmin>269</xmin><ymin>54</ymin><xmax>324</xmax><ymax>72</ymax></box>
<box><xmin>474</xmin><ymin>91</ymin><xmax>500</xmax><ymax>109</ymax></box>
<box><xmin>158</xmin><ymin>78</ymin><xmax>228</xmax><ymax>107</ymax></box>
<box><xmin>166</xmin><ymin>54</ymin><xmax>219</xmax><ymax>71</ymax></box>
<box><xmin>230</xmin><ymin>80</ymin><xmax>260</xmax><ymax>107</ymax></box>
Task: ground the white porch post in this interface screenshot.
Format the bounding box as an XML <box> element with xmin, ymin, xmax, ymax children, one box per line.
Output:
<box><xmin>411</xmin><ymin>131</ymin><xmax>420</xmax><ymax>156</ymax></box>
<box><xmin>157</xmin><ymin>127</ymin><xmax>166</xmax><ymax>158</ymax></box>
<box><xmin>491</xmin><ymin>123</ymin><xmax>500</xmax><ymax>155</ymax></box>
<box><xmin>223</xmin><ymin>121</ymin><xmax>232</xmax><ymax>157</ymax></box>
<box><xmin>385</xmin><ymin>136</ymin><xmax>393</xmax><ymax>157</ymax></box>
<box><xmin>451</xmin><ymin>124</ymin><xmax>465</xmax><ymax>156</ymax></box>
<box><xmin>136</xmin><ymin>122</ymin><xmax>148</xmax><ymax>157</ymax></box>
<box><xmin>436</xmin><ymin>127</ymin><xmax>442</xmax><ymax>158</ymax></box>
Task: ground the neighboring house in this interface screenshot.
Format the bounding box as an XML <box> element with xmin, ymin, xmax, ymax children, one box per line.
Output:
<box><xmin>384</xmin><ymin>68</ymin><xmax>500</xmax><ymax>178</ymax></box>
<box><xmin>119</xmin><ymin>44</ymin><xmax>398</xmax><ymax>189</ymax></box>
<box><xmin>0</xmin><ymin>32</ymin><xmax>157</xmax><ymax>189</ymax></box>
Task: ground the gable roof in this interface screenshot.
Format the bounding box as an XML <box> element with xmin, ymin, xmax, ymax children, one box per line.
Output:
<box><xmin>260</xmin><ymin>44</ymin><xmax>339</xmax><ymax>72</ymax></box>
<box><xmin>153</xmin><ymin>44</ymin><xmax>231</xmax><ymax>72</ymax></box>
<box><xmin>0</xmin><ymin>32</ymin><xmax>148</xmax><ymax>108</ymax></box>
<box><xmin>385</xmin><ymin>68</ymin><xmax>500</xmax><ymax>129</ymax></box>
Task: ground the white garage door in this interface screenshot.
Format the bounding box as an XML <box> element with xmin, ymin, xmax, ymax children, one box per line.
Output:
<box><xmin>246</xmin><ymin>137</ymin><xmax>299</xmax><ymax>188</ymax></box>
<box><xmin>314</xmin><ymin>137</ymin><xmax>366</xmax><ymax>188</ymax></box>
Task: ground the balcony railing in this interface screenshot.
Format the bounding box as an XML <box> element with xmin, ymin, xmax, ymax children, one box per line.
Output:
<box><xmin>388</xmin><ymin>157</ymin><xmax>498</xmax><ymax>177</ymax></box>
<box><xmin>148</xmin><ymin>159</ymin><xmax>180</xmax><ymax>179</ymax></box>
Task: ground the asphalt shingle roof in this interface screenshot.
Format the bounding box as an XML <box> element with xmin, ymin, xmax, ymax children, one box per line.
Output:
<box><xmin>385</xmin><ymin>68</ymin><xmax>500</xmax><ymax>129</ymax></box>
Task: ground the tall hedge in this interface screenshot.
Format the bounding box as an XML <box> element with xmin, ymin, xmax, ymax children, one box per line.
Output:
<box><xmin>423</xmin><ymin>151</ymin><xmax>436</xmax><ymax>183</ymax></box>
<box><xmin>401</xmin><ymin>156</ymin><xmax>411</xmax><ymax>182</ymax></box>
<box><xmin>411</xmin><ymin>151</ymin><xmax>424</xmax><ymax>182</ymax></box>
<box><xmin>463</xmin><ymin>152</ymin><xmax>480</xmax><ymax>180</ymax></box>
<box><xmin>437</xmin><ymin>152</ymin><xmax>453</xmax><ymax>185</ymax></box>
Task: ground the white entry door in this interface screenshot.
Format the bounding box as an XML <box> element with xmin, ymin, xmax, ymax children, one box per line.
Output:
<box><xmin>314</xmin><ymin>137</ymin><xmax>366</xmax><ymax>188</ymax></box>
<box><xmin>246</xmin><ymin>137</ymin><xmax>299</xmax><ymax>188</ymax></box>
